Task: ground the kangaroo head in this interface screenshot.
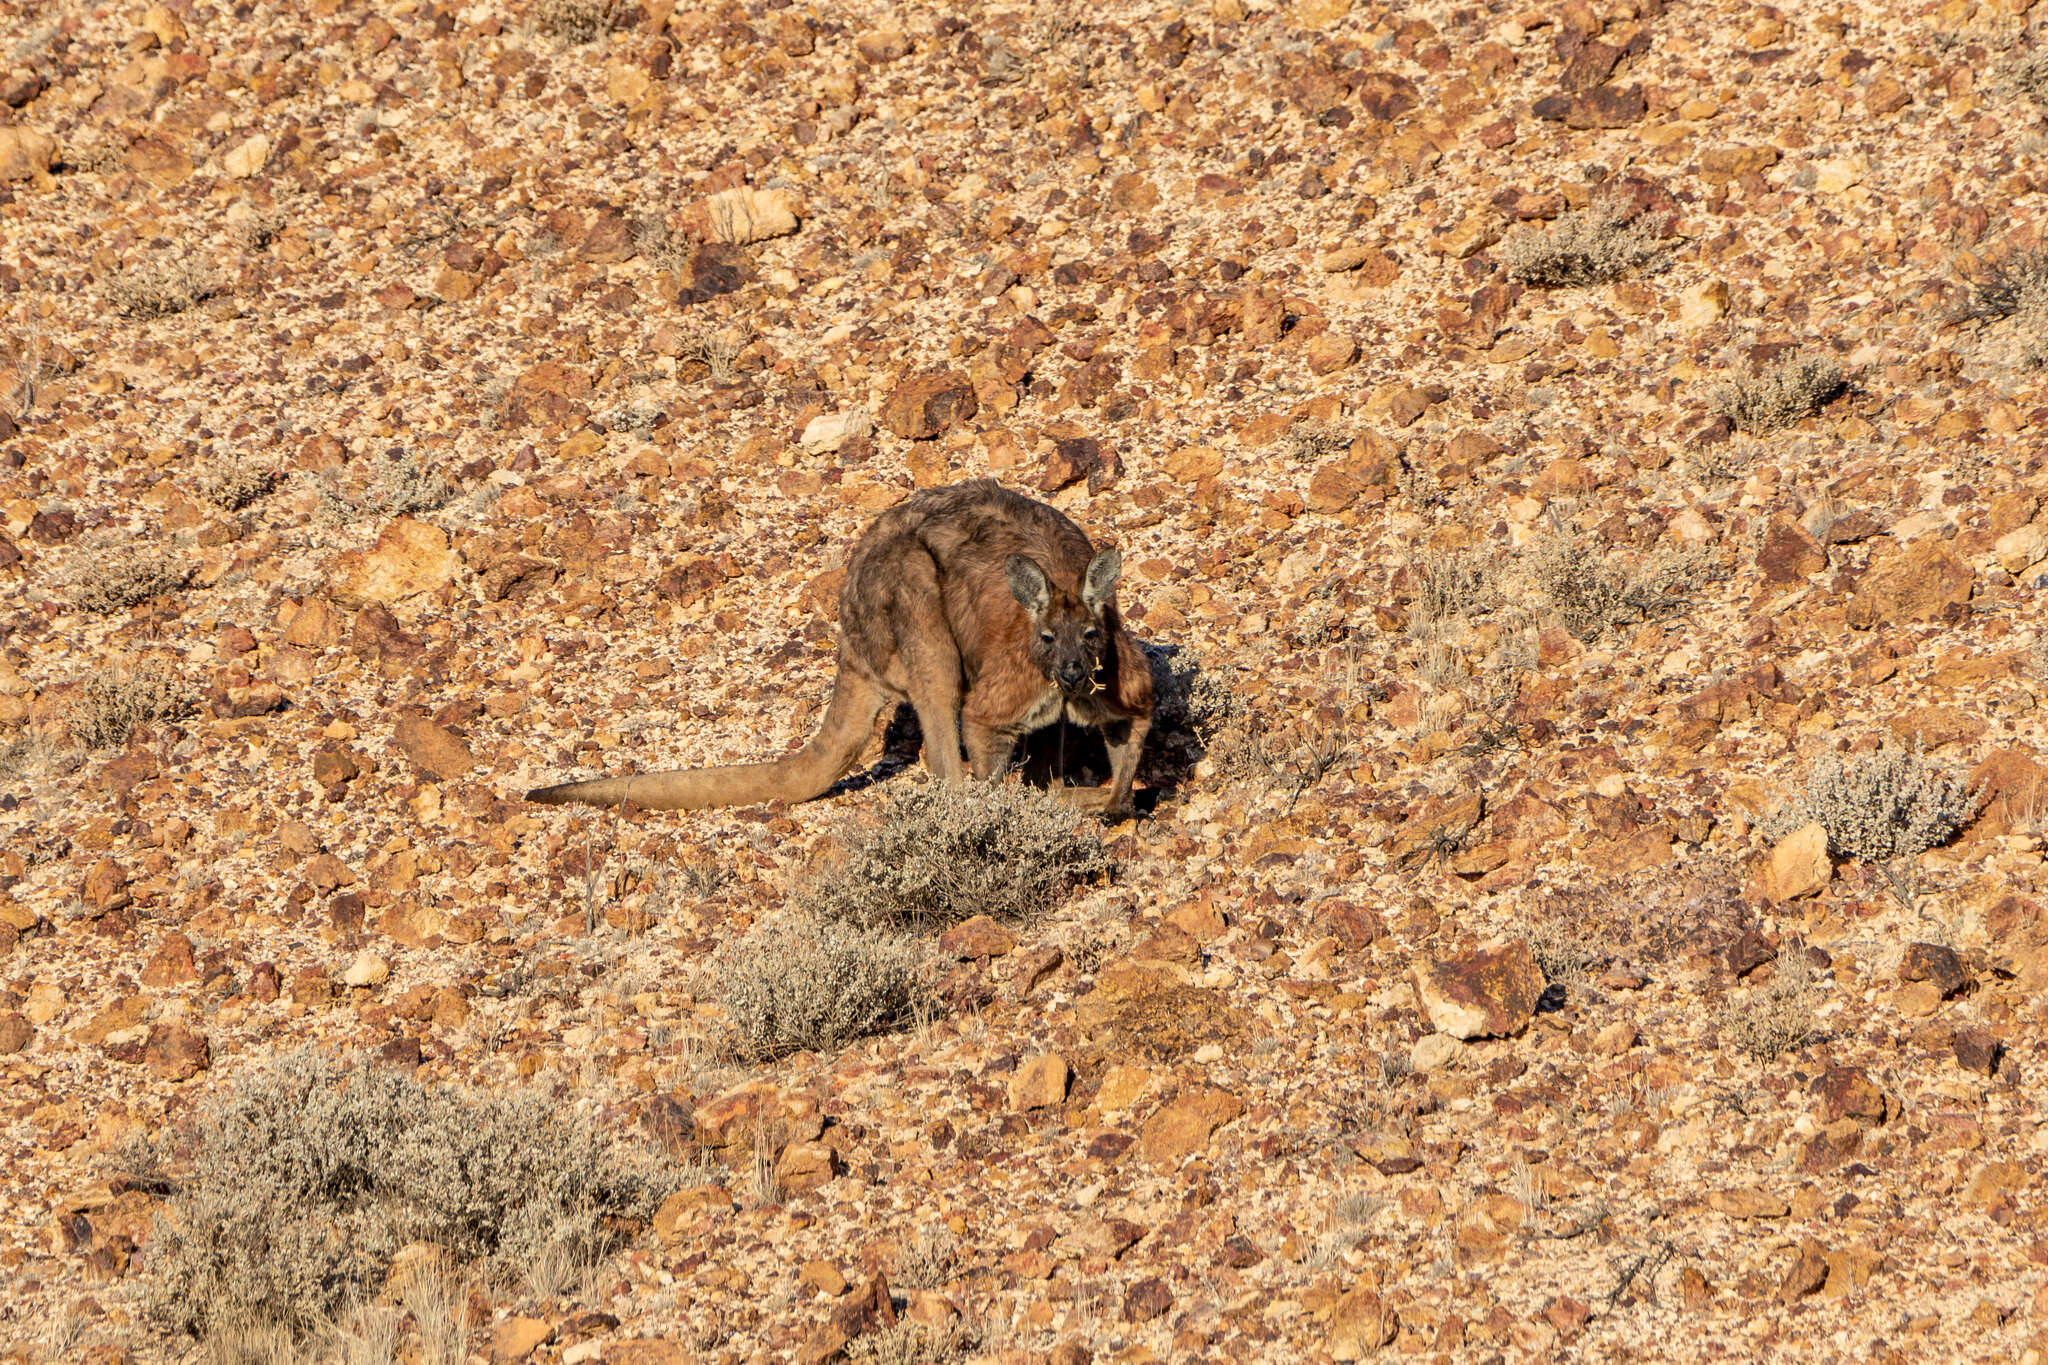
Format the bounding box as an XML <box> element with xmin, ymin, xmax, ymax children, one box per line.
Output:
<box><xmin>1007</xmin><ymin>549</ymin><xmax>1121</xmax><ymax>696</ymax></box>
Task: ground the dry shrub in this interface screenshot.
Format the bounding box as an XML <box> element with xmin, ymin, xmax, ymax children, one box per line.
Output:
<box><xmin>1503</xmin><ymin>198</ymin><xmax>1665</xmax><ymax>288</ymax></box>
<box><xmin>66</xmin><ymin>658</ymin><xmax>192</xmax><ymax>750</ymax></box>
<box><xmin>846</xmin><ymin>1321</ymin><xmax>973</xmax><ymax>1365</ymax></box>
<box><xmin>1409</xmin><ymin>550</ymin><xmax>1495</xmax><ymax>632</ymax></box>
<box><xmin>799</xmin><ymin>781</ymin><xmax>1109</xmax><ymax>931</ymax></box>
<box><xmin>108</xmin><ymin>258</ymin><xmax>221</xmax><ymax>319</ymax></box>
<box><xmin>1962</xmin><ymin>246</ymin><xmax>2048</xmax><ymax>365</ymax></box>
<box><xmin>1286</xmin><ymin>421</ymin><xmax>1352</xmax><ymax>463</ymax></box>
<box><xmin>1527</xmin><ymin>920</ymin><xmax>1605</xmax><ymax>986</ymax></box>
<box><xmin>715</xmin><ymin>913</ymin><xmax>927</xmax><ymax>1060</ymax></box>
<box><xmin>140</xmin><ymin>1051</ymin><xmax>674</xmax><ymax>1352</ymax></box>
<box><xmin>889</xmin><ymin>1225</ymin><xmax>961</xmax><ymax>1290</ymax></box>
<box><xmin>1525</xmin><ymin>533</ymin><xmax>1713</xmax><ymax>640</ymax></box>
<box><xmin>202</xmin><ymin>462</ymin><xmax>279</xmax><ymax>512</ymax></box>
<box><xmin>1768</xmin><ymin>742</ymin><xmax>1982</xmax><ymax>864</ymax></box>
<box><xmin>318</xmin><ymin>452</ymin><xmax>454</xmax><ymax>522</ymax></box>
<box><xmin>2012</xmin><ymin>50</ymin><xmax>2048</xmax><ymax>106</ymax></box>
<box><xmin>60</xmin><ymin>537</ymin><xmax>191</xmax><ymax>614</ymax></box>
<box><xmin>1179</xmin><ymin>656</ymin><xmax>1349</xmax><ymax>807</ymax></box>
<box><xmin>680</xmin><ymin>330</ymin><xmax>744</xmax><ymax>386</ymax></box>
<box><xmin>1722</xmin><ymin>954</ymin><xmax>1818</xmax><ymax>1063</ymax></box>
<box><xmin>534</xmin><ymin>0</ymin><xmax>621</xmax><ymax>44</ymax></box>
<box><xmin>1710</xmin><ymin>355</ymin><xmax>1845</xmax><ymax>432</ymax></box>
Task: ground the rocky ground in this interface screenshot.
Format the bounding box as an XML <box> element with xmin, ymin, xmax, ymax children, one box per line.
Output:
<box><xmin>3</xmin><ymin>0</ymin><xmax>2048</xmax><ymax>1360</ymax></box>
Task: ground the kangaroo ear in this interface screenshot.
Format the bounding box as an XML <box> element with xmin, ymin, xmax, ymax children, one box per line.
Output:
<box><xmin>1006</xmin><ymin>555</ymin><xmax>1051</xmax><ymax>614</ymax></box>
<box><xmin>1082</xmin><ymin>547</ymin><xmax>1122</xmax><ymax>612</ymax></box>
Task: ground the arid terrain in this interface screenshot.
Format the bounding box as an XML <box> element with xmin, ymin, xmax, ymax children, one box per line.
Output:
<box><xmin>3</xmin><ymin>0</ymin><xmax>2048</xmax><ymax>1360</ymax></box>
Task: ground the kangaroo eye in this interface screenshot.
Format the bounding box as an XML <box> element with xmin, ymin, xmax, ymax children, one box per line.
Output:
<box><xmin>1083</xmin><ymin>627</ymin><xmax>1100</xmax><ymax>641</ymax></box>
<box><xmin>1039</xmin><ymin>631</ymin><xmax>1055</xmax><ymax>644</ymax></box>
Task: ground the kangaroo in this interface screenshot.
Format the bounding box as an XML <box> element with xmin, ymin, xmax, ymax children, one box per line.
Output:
<box><xmin>526</xmin><ymin>480</ymin><xmax>1155</xmax><ymax>818</ymax></box>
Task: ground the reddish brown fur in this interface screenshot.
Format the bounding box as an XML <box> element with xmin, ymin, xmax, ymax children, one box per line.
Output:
<box><xmin>528</xmin><ymin>480</ymin><xmax>1154</xmax><ymax>816</ymax></box>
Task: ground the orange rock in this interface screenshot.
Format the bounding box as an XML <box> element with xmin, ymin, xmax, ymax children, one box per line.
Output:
<box><xmin>1138</xmin><ymin>1087</ymin><xmax>1244</xmax><ymax>1165</ymax></box>
<box><xmin>1846</xmin><ymin>539</ymin><xmax>1973</xmax><ymax>627</ymax></box>
<box><xmin>1414</xmin><ymin>940</ymin><xmax>1541</xmax><ymax>1040</ymax></box>
<box><xmin>1009</xmin><ymin>1054</ymin><xmax>1070</xmax><ymax>1112</ymax></box>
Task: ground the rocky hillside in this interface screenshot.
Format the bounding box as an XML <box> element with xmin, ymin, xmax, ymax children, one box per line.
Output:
<box><xmin>3</xmin><ymin>0</ymin><xmax>2047</xmax><ymax>1360</ymax></box>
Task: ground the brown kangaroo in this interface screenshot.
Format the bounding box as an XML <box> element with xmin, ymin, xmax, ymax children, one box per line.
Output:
<box><xmin>526</xmin><ymin>480</ymin><xmax>1154</xmax><ymax>817</ymax></box>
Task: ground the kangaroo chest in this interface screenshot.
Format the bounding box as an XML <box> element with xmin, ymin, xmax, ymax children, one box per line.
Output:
<box><xmin>1015</xmin><ymin>686</ymin><xmax>1101</xmax><ymax>733</ymax></box>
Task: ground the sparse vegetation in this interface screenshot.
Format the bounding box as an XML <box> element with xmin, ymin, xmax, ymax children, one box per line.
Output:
<box><xmin>107</xmin><ymin>258</ymin><xmax>222</xmax><ymax>319</ymax></box>
<box><xmin>1722</xmin><ymin>953</ymin><xmax>1819</xmax><ymax>1063</ymax></box>
<box><xmin>890</xmin><ymin>1224</ymin><xmax>962</xmax><ymax>1290</ymax></box>
<box><xmin>65</xmin><ymin>658</ymin><xmax>192</xmax><ymax>750</ymax></box>
<box><xmin>681</xmin><ymin>329</ymin><xmax>744</xmax><ymax>386</ymax></box>
<box><xmin>58</xmin><ymin>537</ymin><xmax>191</xmax><ymax>614</ymax></box>
<box><xmin>799</xmin><ymin>781</ymin><xmax>1109</xmax><ymax>931</ymax></box>
<box><xmin>1503</xmin><ymin>198</ymin><xmax>1665</xmax><ymax>288</ymax></box>
<box><xmin>1961</xmin><ymin>246</ymin><xmax>2048</xmax><ymax>365</ymax></box>
<box><xmin>847</xmin><ymin>1321</ymin><xmax>973</xmax><ymax>1365</ymax></box>
<box><xmin>1710</xmin><ymin>355</ymin><xmax>1845</xmax><ymax>432</ymax></box>
<box><xmin>533</xmin><ymin>0</ymin><xmax>622</xmax><ymax>44</ymax></box>
<box><xmin>319</xmin><ymin>451</ymin><xmax>455</xmax><ymax>522</ymax></box>
<box><xmin>715</xmin><ymin>913</ymin><xmax>927</xmax><ymax>1060</ymax></box>
<box><xmin>1286</xmin><ymin>421</ymin><xmax>1352</xmax><ymax>462</ymax></box>
<box><xmin>2011</xmin><ymin>50</ymin><xmax>2048</xmax><ymax>107</ymax></box>
<box><xmin>1409</xmin><ymin>550</ymin><xmax>1496</xmax><ymax>632</ymax></box>
<box><xmin>202</xmin><ymin>462</ymin><xmax>280</xmax><ymax>512</ymax></box>
<box><xmin>1768</xmin><ymin>741</ymin><xmax>1982</xmax><ymax>863</ymax></box>
<box><xmin>1528</xmin><ymin>921</ymin><xmax>1604</xmax><ymax>987</ymax></box>
<box><xmin>1525</xmin><ymin>533</ymin><xmax>1715</xmax><ymax>640</ymax></box>
<box><xmin>140</xmin><ymin>1051</ymin><xmax>674</xmax><ymax>1353</ymax></box>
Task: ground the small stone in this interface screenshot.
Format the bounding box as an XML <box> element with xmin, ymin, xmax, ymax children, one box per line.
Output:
<box><xmin>332</xmin><ymin>517</ymin><xmax>459</xmax><ymax>607</ymax></box>
<box><xmin>1306</xmin><ymin>330</ymin><xmax>1358</xmax><ymax>375</ymax></box>
<box><xmin>0</xmin><ymin>126</ymin><xmax>57</xmax><ymax>182</ymax></box>
<box><xmin>1413</xmin><ymin>940</ymin><xmax>1542</xmax><ymax>1040</ymax></box>
<box><xmin>687</xmin><ymin>186</ymin><xmax>800</xmax><ymax>246</ymax></box>
<box><xmin>1678</xmin><ymin>279</ymin><xmax>1730</xmax><ymax>329</ymax></box>
<box><xmin>394</xmin><ymin>715</ymin><xmax>475</xmax><ymax>782</ymax></box>
<box><xmin>81</xmin><ymin>858</ymin><xmax>132</xmax><ymax>912</ymax></box>
<box><xmin>800</xmin><ymin>1260</ymin><xmax>848</xmax><ymax>1297</ymax></box>
<box><xmin>342</xmin><ymin>952</ymin><xmax>391</xmax><ymax>988</ymax></box>
<box><xmin>1757</xmin><ymin>515</ymin><xmax>1825</xmax><ymax>582</ymax></box>
<box><xmin>1328</xmin><ymin>1285</ymin><xmax>1394</xmax><ymax>1360</ymax></box>
<box><xmin>143</xmin><ymin>1023</ymin><xmax>210</xmax><ymax>1081</ymax></box>
<box><xmin>1815</xmin><ymin>1066</ymin><xmax>1887</xmax><ymax>1126</ymax></box>
<box><xmin>1409</xmin><ymin>1033</ymin><xmax>1460</xmax><ymax>1072</ymax></box>
<box><xmin>1351</xmin><ymin>1131</ymin><xmax>1423</xmax><ymax>1175</ymax></box>
<box><xmin>491</xmin><ymin>1317</ymin><xmax>553</xmax><ymax>1363</ymax></box>
<box><xmin>1139</xmin><ymin>1087</ymin><xmax>1244</xmax><ymax>1165</ymax></box>
<box><xmin>1009</xmin><ymin>1054</ymin><xmax>1070</xmax><ymax>1112</ymax></box>
<box><xmin>1319</xmin><ymin>244</ymin><xmax>1371</xmax><ymax>272</ymax></box>
<box><xmin>1123</xmin><ymin>1277</ymin><xmax>1173</xmax><ymax>1323</ymax></box>
<box><xmin>1992</xmin><ymin>524</ymin><xmax>2046</xmax><ymax>574</ymax></box>
<box><xmin>0</xmin><ymin>1011</ymin><xmax>32</xmax><ymax>1055</ymax></box>
<box><xmin>1846</xmin><ymin>539</ymin><xmax>1974</xmax><ymax>628</ymax></box>
<box><xmin>880</xmin><ymin>372</ymin><xmax>977</xmax><ymax>440</ymax></box>
<box><xmin>1707</xmin><ymin>1186</ymin><xmax>1788</xmax><ymax>1219</ymax></box>
<box><xmin>775</xmin><ymin>1140</ymin><xmax>840</xmax><ymax>1191</ymax></box>
<box><xmin>938</xmin><ymin>914</ymin><xmax>1017</xmax><ymax>959</ymax></box>
<box><xmin>222</xmin><ymin>133</ymin><xmax>270</xmax><ymax>179</ymax></box>
<box><xmin>1759</xmin><ymin>822</ymin><xmax>1831</xmax><ymax>902</ymax></box>
<box><xmin>1899</xmin><ymin>942</ymin><xmax>1969</xmax><ymax>998</ymax></box>
<box><xmin>1779</xmin><ymin>1239</ymin><xmax>1830</xmax><ymax>1303</ymax></box>
<box><xmin>799</xmin><ymin>409</ymin><xmax>873</xmax><ymax>453</ymax></box>
<box><xmin>1954</xmin><ymin>1026</ymin><xmax>2001</xmax><ymax>1076</ymax></box>
<box><xmin>141</xmin><ymin>932</ymin><xmax>198</xmax><ymax>987</ymax></box>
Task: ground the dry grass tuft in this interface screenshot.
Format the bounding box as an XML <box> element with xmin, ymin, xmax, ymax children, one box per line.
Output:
<box><xmin>319</xmin><ymin>452</ymin><xmax>455</xmax><ymax>522</ymax></box>
<box><xmin>65</xmin><ymin>658</ymin><xmax>192</xmax><ymax>750</ymax></box>
<box><xmin>59</xmin><ymin>537</ymin><xmax>192</xmax><ymax>614</ymax></box>
<box><xmin>1710</xmin><ymin>355</ymin><xmax>1845</xmax><ymax>432</ymax></box>
<box><xmin>1962</xmin><ymin>246</ymin><xmax>2048</xmax><ymax>365</ymax></box>
<box><xmin>715</xmin><ymin>914</ymin><xmax>927</xmax><ymax>1061</ymax></box>
<box><xmin>890</xmin><ymin>1225</ymin><xmax>962</xmax><ymax>1290</ymax></box>
<box><xmin>799</xmin><ymin>781</ymin><xmax>1109</xmax><ymax>931</ymax></box>
<box><xmin>846</xmin><ymin>1321</ymin><xmax>973</xmax><ymax>1365</ymax></box>
<box><xmin>1722</xmin><ymin>954</ymin><xmax>1819</xmax><ymax>1063</ymax></box>
<box><xmin>1286</xmin><ymin>421</ymin><xmax>1353</xmax><ymax>463</ymax></box>
<box><xmin>681</xmin><ymin>330</ymin><xmax>744</xmax><ymax>386</ymax></box>
<box><xmin>1503</xmin><ymin>198</ymin><xmax>1665</xmax><ymax>288</ymax></box>
<box><xmin>140</xmin><ymin>1050</ymin><xmax>674</xmax><ymax>1353</ymax></box>
<box><xmin>533</xmin><ymin>0</ymin><xmax>622</xmax><ymax>43</ymax></box>
<box><xmin>202</xmin><ymin>462</ymin><xmax>280</xmax><ymax>512</ymax></box>
<box><xmin>107</xmin><ymin>258</ymin><xmax>222</xmax><ymax>319</ymax></box>
<box><xmin>1525</xmin><ymin>533</ymin><xmax>1714</xmax><ymax>640</ymax></box>
<box><xmin>1768</xmin><ymin>742</ymin><xmax>1982</xmax><ymax>864</ymax></box>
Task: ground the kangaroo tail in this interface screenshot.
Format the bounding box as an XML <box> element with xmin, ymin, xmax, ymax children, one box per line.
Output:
<box><xmin>526</xmin><ymin>672</ymin><xmax>888</xmax><ymax>812</ymax></box>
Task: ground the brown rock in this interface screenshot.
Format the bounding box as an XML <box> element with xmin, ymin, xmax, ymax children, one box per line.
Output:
<box><xmin>800</xmin><ymin>1260</ymin><xmax>848</xmax><ymax>1297</ymax></box>
<box><xmin>1302</xmin><ymin>435</ymin><xmax>1399</xmax><ymax>511</ymax></box>
<box><xmin>82</xmin><ymin>858</ymin><xmax>132</xmax><ymax>912</ymax></box>
<box><xmin>1413</xmin><ymin>940</ymin><xmax>1542</xmax><ymax>1040</ymax></box>
<box><xmin>1758</xmin><ymin>822</ymin><xmax>1830</xmax><ymax>902</ymax></box>
<box><xmin>126</xmin><ymin>135</ymin><xmax>192</xmax><ymax>188</ymax></box>
<box><xmin>1815</xmin><ymin>1066</ymin><xmax>1887</xmax><ymax>1126</ymax></box>
<box><xmin>1707</xmin><ymin>1186</ymin><xmax>1788</xmax><ymax>1219</ymax></box>
<box><xmin>602</xmin><ymin>1342</ymin><xmax>691</xmax><ymax>1365</ymax></box>
<box><xmin>0</xmin><ymin>1011</ymin><xmax>31</xmax><ymax>1055</ymax></box>
<box><xmin>881</xmin><ymin>372</ymin><xmax>977</xmax><ymax>439</ymax></box>
<box><xmin>1899</xmin><ymin>942</ymin><xmax>1969</xmax><ymax>998</ymax></box>
<box><xmin>1305</xmin><ymin>330</ymin><xmax>1358</xmax><ymax>375</ymax></box>
<box><xmin>1887</xmin><ymin>705</ymin><xmax>1986</xmax><ymax>751</ymax></box>
<box><xmin>1139</xmin><ymin>1087</ymin><xmax>1245</xmax><ymax>1165</ymax></box>
<box><xmin>775</xmin><ymin>1140</ymin><xmax>840</xmax><ymax>1191</ymax></box>
<box><xmin>651</xmin><ymin>1184</ymin><xmax>733</xmax><ymax>1244</ymax></box>
<box><xmin>1969</xmin><ymin>749</ymin><xmax>2048</xmax><ymax>831</ymax></box>
<box><xmin>1953</xmin><ymin>1027</ymin><xmax>2001</xmax><ymax>1076</ymax></box>
<box><xmin>1328</xmin><ymin>1285</ymin><xmax>1395</xmax><ymax>1360</ymax></box>
<box><xmin>938</xmin><ymin>915</ymin><xmax>1017</xmax><ymax>959</ymax></box>
<box><xmin>685</xmin><ymin>186</ymin><xmax>800</xmax><ymax>246</ymax></box>
<box><xmin>1757</xmin><ymin>515</ymin><xmax>1825</xmax><ymax>582</ymax></box>
<box><xmin>1846</xmin><ymin>540</ymin><xmax>1973</xmax><ymax>627</ymax></box>
<box><xmin>143</xmin><ymin>1024</ymin><xmax>209</xmax><ymax>1081</ymax></box>
<box><xmin>394</xmin><ymin>714</ymin><xmax>474</xmax><ymax>781</ymax></box>
<box><xmin>1039</xmin><ymin>435</ymin><xmax>1116</xmax><ymax>493</ymax></box>
<box><xmin>1009</xmin><ymin>1054</ymin><xmax>1070</xmax><ymax>1111</ymax></box>
<box><xmin>490</xmin><ymin>1317</ymin><xmax>553</xmax><ymax>1362</ymax></box>
<box><xmin>0</xmin><ymin>126</ymin><xmax>58</xmax><ymax>181</ymax></box>
<box><xmin>332</xmin><ymin>518</ymin><xmax>459</xmax><ymax>607</ymax></box>
<box><xmin>140</xmin><ymin>932</ymin><xmax>197</xmax><ymax>987</ymax></box>
<box><xmin>1123</xmin><ymin>1277</ymin><xmax>1173</xmax><ymax>1323</ymax></box>
<box><xmin>1779</xmin><ymin>1239</ymin><xmax>1829</xmax><ymax>1303</ymax></box>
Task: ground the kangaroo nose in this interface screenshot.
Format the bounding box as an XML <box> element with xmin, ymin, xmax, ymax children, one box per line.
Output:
<box><xmin>1058</xmin><ymin>664</ymin><xmax>1085</xmax><ymax>683</ymax></box>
